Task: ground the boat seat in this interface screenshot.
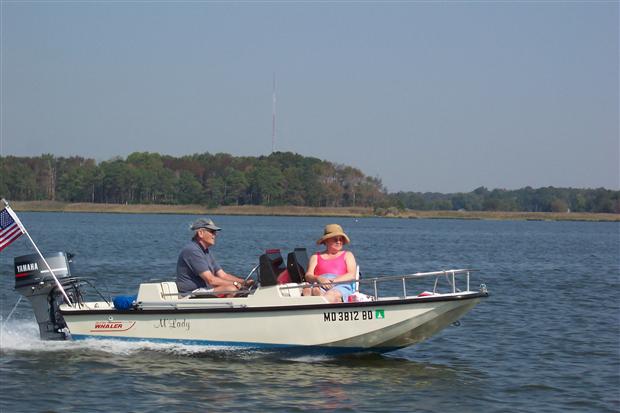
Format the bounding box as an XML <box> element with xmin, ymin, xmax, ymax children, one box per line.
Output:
<box><xmin>287</xmin><ymin>248</ymin><xmax>309</xmax><ymax>284</ymax></box>
<box><xmin>188</xmin><ymin>288</ymin><xmax>220</xmax><ymax>299</ymax></box>
<box><xmin>160</xmin><ymin>282</ymin><xmax>178</xmax><ymax>300</ymax></box>
<box><xmin>258</xmin><ymin>249</ymin><xmax>286</xmax><ymax>287</ymax></box>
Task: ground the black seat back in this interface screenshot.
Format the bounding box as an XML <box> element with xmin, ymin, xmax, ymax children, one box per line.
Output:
<box><xmin>287</xmin><ymin>248</ymin><xmax>309</xmax><ymax>283</ymax></box>
<box><xmin>258</xmin><ymin>249</ymin><xmax>285</xmax><ymax>287</ymax></box>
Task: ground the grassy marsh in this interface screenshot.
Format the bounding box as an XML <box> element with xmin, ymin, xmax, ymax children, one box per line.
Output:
<box><xmin>9</xmin><ymin>201</ymin><xmax>619</xmax><ymax>222</ymax></box>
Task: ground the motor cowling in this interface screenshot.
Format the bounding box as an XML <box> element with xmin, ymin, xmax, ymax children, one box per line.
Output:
<box><xmin>14</xmin><ymin>252</ymin><xmax>81</xmax><ymax>340</ymax></box>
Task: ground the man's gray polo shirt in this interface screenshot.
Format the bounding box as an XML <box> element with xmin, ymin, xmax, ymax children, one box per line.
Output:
<box><xmin>176</xmin><ymin>240</ymin><xmax>222</xmax><ymax>294</ymax></box>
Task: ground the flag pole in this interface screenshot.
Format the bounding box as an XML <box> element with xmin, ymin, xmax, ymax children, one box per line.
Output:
<box><xmin>1</xmin><ymin>199</ymin><xmax>73</xmax><ymax>306</ymax></box>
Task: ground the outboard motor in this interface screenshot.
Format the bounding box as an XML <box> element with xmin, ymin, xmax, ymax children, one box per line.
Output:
<box><xmin>14</xmin><ymin>252</ymin><xmax>82</xmax><ymax>340</ymax></box>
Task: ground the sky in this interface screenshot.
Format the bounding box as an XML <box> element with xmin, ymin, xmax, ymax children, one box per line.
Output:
<box><xmin>1</xmin><ymin>1</ymin><xmax>618</xmax><ymax>193</ymax></box>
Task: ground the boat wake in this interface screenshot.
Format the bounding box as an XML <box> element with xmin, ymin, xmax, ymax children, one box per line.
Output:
<box><xmin>0</xmin><ymin>319</ymin><xmax>366</xmax><ymax>363</ymax></box>
<box><xmin>0</xmin><ymin>318</ymin><xmax>253</xmax><ymax>357</ymax></box>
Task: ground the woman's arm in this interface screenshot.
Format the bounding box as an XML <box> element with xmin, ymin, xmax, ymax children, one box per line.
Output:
<box><xmin>305</xmin><ymin>254</ymin><xmax>318</xmax><ymax>282</ymax></box>
<box><xmin>334</xmin><ymin>251</ymin><xmax>357</xmax><ymax>282</ymax></box>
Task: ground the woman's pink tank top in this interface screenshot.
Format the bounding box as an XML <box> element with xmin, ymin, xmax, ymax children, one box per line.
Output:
<box><xmin>314</xmin><ymin>252</ymin><xmax>348</xmax><ymax>276</ymax></box>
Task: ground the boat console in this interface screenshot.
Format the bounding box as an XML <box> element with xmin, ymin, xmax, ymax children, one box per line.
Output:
<box><xmin>286</xmin><ymin>248</ymin><xmax>309</xmax><ymax>283</ymax></box>
<box><xmin>258</xmin><ymin>247</ymin><xmax>309</xmax><ymax>286</ymax></box>
<box><xmin>258</xmin><ymin>249</ymin><xmax>286</xmax><ymax>286</ymax></box>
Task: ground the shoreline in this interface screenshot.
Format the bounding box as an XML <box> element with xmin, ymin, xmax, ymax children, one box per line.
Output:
<box><xmin>9</xmin><ymin>201</ymin><xmax>619</xmax><ymax>222</ymax></box>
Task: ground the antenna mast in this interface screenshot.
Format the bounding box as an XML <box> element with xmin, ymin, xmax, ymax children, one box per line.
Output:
<box><xmin>272</xmin><ymin>73</ymin><xmax>276</xmax><ymax>153</ymax></box>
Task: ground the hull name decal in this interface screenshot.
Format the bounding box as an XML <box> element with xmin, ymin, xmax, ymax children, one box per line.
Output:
<box><xmin>155</xmin><ymin>318</ymin><xmax>191</xmax><ymax>331</ymax></box>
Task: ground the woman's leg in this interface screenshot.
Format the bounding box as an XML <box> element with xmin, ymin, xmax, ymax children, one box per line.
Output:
<box><xmin>324</xmin><ymin>284</ymin><xmax>353</xmax><ymax>303</ymax></box>
<box><xmin>323</xmin><ymin>288</ymin><xmax>343</xmax><ymax>303</ymax></box>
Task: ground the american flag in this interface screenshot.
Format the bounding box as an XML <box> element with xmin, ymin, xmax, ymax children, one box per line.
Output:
<box><xmin>0</xmin><ymin>207</ymin><xmax>24</xmax><ymax>252</ymax></box>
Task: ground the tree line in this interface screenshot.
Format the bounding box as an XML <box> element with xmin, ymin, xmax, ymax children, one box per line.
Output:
<box><xmin>391</xmin><ymin>186</ymin><xmax>619</xmax><ymax>214</ymax></box>
<box><xmin>0</xmin><ymin>152</ymin><xmax>384</xmax><ymax>208</ymax></box>
<box><xmin>1</xmin><ymin>152</ymin><xmax>618</xmax><ymax>213</ymax></box>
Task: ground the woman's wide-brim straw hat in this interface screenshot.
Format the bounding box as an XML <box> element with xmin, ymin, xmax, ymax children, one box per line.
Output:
<box><xmin>317</xmin><ymin>224</ymin><xmax>350</xmax><ymax>245</ymax></box>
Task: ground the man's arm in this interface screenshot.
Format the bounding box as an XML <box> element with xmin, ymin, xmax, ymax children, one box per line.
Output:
<box><xmin>215</xmin><ymin>269</ymin><xmax>245</xmax><ymax>283</ymax></box>
<box><xmin>199</xmin><ymin>269</ymin><xmax>253</xmax><ymax>288</ymax></box>
<box><xmin>198</xmin><ymin>270</ymin><xmax>230</xmax><ymax>287</ymax></box>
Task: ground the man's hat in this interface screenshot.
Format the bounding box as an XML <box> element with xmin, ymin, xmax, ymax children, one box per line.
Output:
<box><xmin>190</xmin><ymin>218</ymin><xmax>221</xmax><ymax>232</ymax></box>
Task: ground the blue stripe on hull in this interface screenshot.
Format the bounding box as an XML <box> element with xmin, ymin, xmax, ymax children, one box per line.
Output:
<box><xmin>69</xmin><ymin>334</ymin><xmax>399</xmax><ymax>355</ymax></box>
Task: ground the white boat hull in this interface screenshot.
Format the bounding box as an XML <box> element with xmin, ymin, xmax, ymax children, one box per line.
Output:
<box><xmin>12</xmin><ymin>249</ymin><xmax>488</xmax><ymax>353</ymax></box>
<box><xmin>60</xmin><ymin>284</ymin><xmax>484</xmax><ymax>354</ymax></box>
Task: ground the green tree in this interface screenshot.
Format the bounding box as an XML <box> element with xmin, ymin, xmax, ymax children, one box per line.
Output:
<box><xmin>57</xmin><ymin>159</ymin><xmax>99</xmax><ymax>202</ymax></box>
<box><xmin>206</xmin><ymin>176</ymin><xmax>225</xmax><ymax>207</ymax></box>
<box><xmin>224</xmin><ymin>168</ymin><xmax>248</xmax><ymax>205</ymax></box>
<box><xmin>1</xmin><ymin>159</ymin><xmax>37</xmax><ymax>200</ymax></box>
<box><xmin>249</xmin><ymin>163</ymin><xmax>284</xmax><ymax>205</ymax></box>
<box><xmin>99</xmin><ymin>159</ymin><xmax>135</xmax><ymax>203</ymax></box>
<box><xmin>176</xmin><ymin>171</ymin><xmax>205</xmax><ymax>204</ymax></box>
<box><xmin>550</xmin><ymin>198</ymin><xmax>569</xmax><ymax>213</ymax></box>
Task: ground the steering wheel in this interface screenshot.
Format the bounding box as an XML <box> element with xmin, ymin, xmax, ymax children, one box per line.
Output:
<box><xmin>243</xmin><ymin>264</ymin><xmax>259</xmax><ymax>292</ymax></box>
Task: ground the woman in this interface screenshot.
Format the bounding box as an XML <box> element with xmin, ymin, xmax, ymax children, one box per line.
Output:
<box><xmin>304</xmin><ymin>224</ymin><xmax>357</xmax><ymax>303</ymax></box>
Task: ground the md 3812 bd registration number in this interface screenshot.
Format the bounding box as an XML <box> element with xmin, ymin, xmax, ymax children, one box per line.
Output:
<box><xmin>323</xmin><ymin>309</ymin><xmax>385</xmax><ymax>322</ymax></box>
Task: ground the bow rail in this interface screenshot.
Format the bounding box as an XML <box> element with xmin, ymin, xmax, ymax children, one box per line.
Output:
<box><xmin>278</xmin><ymin>268</ymin><xmax>484</xmax><ymax>300</ymax></box>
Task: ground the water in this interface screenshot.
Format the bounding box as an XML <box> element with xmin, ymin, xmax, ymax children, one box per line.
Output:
<box><xmin>1</xmin><ymin>213</ymin><xmax>618</xmax><ymax>412</ymax></box>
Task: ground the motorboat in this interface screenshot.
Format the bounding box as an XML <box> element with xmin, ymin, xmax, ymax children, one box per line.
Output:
<box><xmin>11</xmin><ymin>249</ymin><xmax>488</xmax><ymax>355</ymax></box>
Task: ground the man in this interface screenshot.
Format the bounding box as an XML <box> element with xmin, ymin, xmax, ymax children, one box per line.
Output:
<box><xmin>176</xmin><ymin>218</ymin><xmax>252</xmax><ymax>296</ymax></box>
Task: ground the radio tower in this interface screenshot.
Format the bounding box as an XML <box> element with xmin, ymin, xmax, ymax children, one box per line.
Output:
<box><xmin>271</xmin><ymin>73</ymin><xmax>276</xmax><ymax>154</ymax></box>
